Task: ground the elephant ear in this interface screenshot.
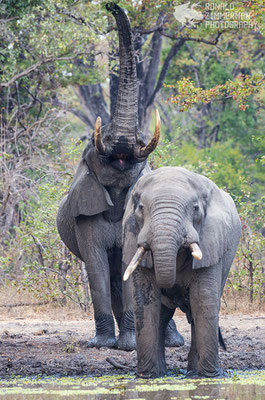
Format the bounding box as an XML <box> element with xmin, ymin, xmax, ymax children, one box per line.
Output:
<box><xmin>67</xmin><ymin>159</ymin><xmax>113</xmax><ymax>218</ymax></box>
<box><xmin>124</xmin><ymin>162</ymin><xmax>150</xmax><ymax>210</ymax></box>
<box><xmin>122</xmin><ymin>191</ymin><xmax>138</xmax><ymax>246</ymax></box>
<box><xmin>192</xmin><ymin>182</ymin><xmax>239</xmax><ymax>269</ymax></box>
<box><xmin>122</xmin><ymin>188</ymin><xmax>140</xmax><ymax>274</ymax></box>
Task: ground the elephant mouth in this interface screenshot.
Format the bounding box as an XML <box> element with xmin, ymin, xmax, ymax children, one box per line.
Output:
<box><xmin>102</xmin><ymin>153</ymin><xmax>137</xmax><ymax>171</ymax></box>
<box><xmin>94</xmin><ymin>111</ymin><xmax>161</xmax><ymax>161</ymax></box>
<box><xmin>123</xmin><ymin>243</ymin><xmax>203</xmax><ymax>282</ymax></box>
<box><xmin>109</xmin><ymin>155</ymin><xmax>135</xmax><ymax>171</ymax></box>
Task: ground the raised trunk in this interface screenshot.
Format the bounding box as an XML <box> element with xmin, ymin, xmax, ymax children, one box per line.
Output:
<box><xmin>106</xmin><ymin>3</ymin><xmax>138</xmax><ymax>141</ymax></box>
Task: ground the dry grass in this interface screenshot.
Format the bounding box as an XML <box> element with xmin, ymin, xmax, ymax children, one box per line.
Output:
<box><xmin>221</xmin><ymin>292</ymin><xmax>265</xmax><ymax>315</ymax></box>
<box><xmin>0</xmin><ymin>286</ymin><xmax>90</xmax><ymax>321</ymax></box>
<box><xmin>0</xmin><ymin>286</ymin><xmax>264</xmax><ymax>322</ymax></box>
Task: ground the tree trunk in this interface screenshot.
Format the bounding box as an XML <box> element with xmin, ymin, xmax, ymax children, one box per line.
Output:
<box><xmin>249</xmin><ymin>259</ymin><xmax>254</xmax><ymax>304</ymax></box>
<box><xmin>74</xmin><ymin>33</ymin><xmax>184</xmax><ymax>133</ymax></box>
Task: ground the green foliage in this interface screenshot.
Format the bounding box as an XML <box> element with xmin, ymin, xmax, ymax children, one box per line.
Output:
<box><xmin>151</xmin><ymin>140</ymin><xmax>265</xmax><ymax>305</ymax></box>
<box><xmin>166</xmin><ymin>74</ymin><xmax>265</xmax><ymax>112</ymax></box>
<box><xmin>0</xmin><ymin>0</ymin><xmax>44</xmax><ymax>17</ymax></box>
<box><xmin>0</xmin><ymin>0</ymin><xmax>264</xmax><ymax>309</ymax></box>
<box><xmin>151</xmin><ymin>139</ymin><xmax>260</xmax><ymax>200</ymax></box>
<box><xmin>0</xmin><ymin>137</ymin><xmax>85</xmax><ymax>304</ymax></box>
<box><xmin>227</xmin><ymin>196</ymin><xmax>265</xmax><ymax>305</ymax></box>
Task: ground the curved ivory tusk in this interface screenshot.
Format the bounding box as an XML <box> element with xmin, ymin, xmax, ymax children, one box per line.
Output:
<box><xmin>138</xmin><ymin>109</ymin><xmax>161</xmax><ymax>158</ymax></box>
<box><xmin>123</xmin><ymin>246</ymin><xmax>146</xmax><ymax>281</ymax></box>
<box><xmin>94</xmin><ymin>116</ymin><xmax>106</xmax><ymax>155</ymax></box>
<box><xmin>189</xmin><ymin>243</ymin><xmax>203</xmax><ymax>261</ymax></box>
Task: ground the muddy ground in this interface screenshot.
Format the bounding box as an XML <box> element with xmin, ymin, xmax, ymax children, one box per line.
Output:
<box><xmin>0</xmin><ymin>310</ymin><xmax>264</xmax><ymax>376</ymax></box>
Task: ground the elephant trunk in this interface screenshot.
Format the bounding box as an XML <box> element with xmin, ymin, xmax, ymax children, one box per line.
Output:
<box><xmin>99</xmin><ymin>3</ymin><xmax>160</xmax><ymax>160</ymax></box>
<box><xmin>106</xmin><ymin>3</ymin><xmax>138</xmax><ymax>141</ymax></box>
<box><xmin>151</xmin><ymin>203</ymin><xmax>185</xmax><ymax>289</ymax></box>
<box><xmin>152</xmin><ymin>243</ymin><xmax>179</xmax><ymax>289</ymax></box>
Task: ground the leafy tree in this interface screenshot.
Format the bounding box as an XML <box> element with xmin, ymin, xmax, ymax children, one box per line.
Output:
<box><xmin>0</xmin><ymin>0</ymin><xmax>264</xmax><ymax>306</ymax></box>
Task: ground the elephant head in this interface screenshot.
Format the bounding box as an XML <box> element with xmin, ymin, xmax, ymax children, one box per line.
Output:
<box><xmin>123</xmin><ymin>167</ymin><xmax>240</xmax><ymax>288</ymax></box>
<box><xmin>82</xmin><ymin>3</ymin><xmax>160</xmax><ymax>188</ymax></box>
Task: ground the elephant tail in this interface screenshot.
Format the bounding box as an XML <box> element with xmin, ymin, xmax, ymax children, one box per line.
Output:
<box><xmin>218</xmin><ymin>327</ymin><xmax>227</xmax><ymax>351</ymax></box>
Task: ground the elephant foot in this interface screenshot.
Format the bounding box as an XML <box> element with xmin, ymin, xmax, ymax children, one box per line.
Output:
<box><xmin>137</xmin><ymin>367</ymin><xmax>167</xmax><ymax>379</ymax></box>
<box><xmin>186</xmin><ymin>368</ymin><xmax>228</xmax><ymax>379</ymax></box>
<box><xmin>116</xmin><ymin>330</ymin><xmax>136</xmax><ymax>351</ymax></box>
<box><xmin>165</xmin><ymin>319</ymin><xmax>184</xmax><ymax>347</ymax></box>
<box><xmin>185</xmin><ymin>370</ymin><xmax>199</xmax><ymax>379</ymax></box>
<box><xmin>87</xmin><ymin>335</ymin><xmax>116</xmax><ymax>349</ymax></box>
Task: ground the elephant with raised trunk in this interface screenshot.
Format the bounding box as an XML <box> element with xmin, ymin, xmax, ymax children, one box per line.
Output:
<box><xmin>123</xmin><ymin>167</ymin><xmax>241</xmax><ymax>377</ymax></box>
<box><xmin>57</xmin><ymin>3</ymin><xmax>183</xmax><ymax>350</ymax></box>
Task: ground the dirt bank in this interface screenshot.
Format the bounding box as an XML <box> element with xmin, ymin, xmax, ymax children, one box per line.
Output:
<box><xmin>0</xmin><ymin>310</ymin><xmax>264</xmax><ymax>376</ymax></box>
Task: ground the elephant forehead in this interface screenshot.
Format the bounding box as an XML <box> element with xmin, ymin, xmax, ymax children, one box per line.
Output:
<box><xmin>136</xmin><ymin>166</ymin><xmax>211</xmax><ymax>200</ymax></box>
<box><xmin>137</xmin><ymin>167</ymin><xmax>189</xmax><ymax>187</ymax></box>
<box><xmin>142</xmin><ymin>187</ymin><xmax>196</xmax><ymax>209</ymax></box>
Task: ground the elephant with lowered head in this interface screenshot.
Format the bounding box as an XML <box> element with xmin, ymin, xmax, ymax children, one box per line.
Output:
<box><xmin>57</xmin><ymin>3</ymin><xmax>183</xmax><ymax>350</ymax></box>
<box><xmin>122</xmin><ymin>167</ymin><xmax>241</xmax><ymax>377</ymax></box>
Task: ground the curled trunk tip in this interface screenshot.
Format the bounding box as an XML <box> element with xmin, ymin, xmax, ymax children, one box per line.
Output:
<box><xmin>105</xmin><ymin>2</ymin><xmax>119</xmax><ymax>12</ymax></box>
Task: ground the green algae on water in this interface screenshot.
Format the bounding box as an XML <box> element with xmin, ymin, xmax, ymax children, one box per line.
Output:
<box><xmin>0</xmin><ymin>370</ymin><xmax>264</xmax><ymax>399</ymax></box>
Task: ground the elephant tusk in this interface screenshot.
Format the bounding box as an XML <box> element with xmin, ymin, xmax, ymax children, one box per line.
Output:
<box><xmin>94</xmin><ymin>116</ymin><xmax>107</xmax><ymax>155</ymax></box>
<box><xmin>189</xmin><ymin>243</ymin><xmax>203</xmax><ymax>261</ymax></box>
<box><xmin>138</xmin><ymin>109</ymin><xmax>161</xmax><ymax>158</ymax></box>
<box><xmin>123</xmin><ymin>246</ymin><xmax>146</xmax><ymax>281</ymax></box>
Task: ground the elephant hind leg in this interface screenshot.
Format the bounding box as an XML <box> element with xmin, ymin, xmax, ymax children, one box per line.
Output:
<box><xmin>165</xmin><ymin>319</ymin><xmax>184</xmax><ymax>347</ymax></box>
<box><xmin>219</xmin><ymin>327</ymin><xmax>226</xmax><ymax>350</ymax></box>
<box><xmin>159</xmin><ymin>305</ymin><xmax>175</xmax><ymax>350</ymax></box>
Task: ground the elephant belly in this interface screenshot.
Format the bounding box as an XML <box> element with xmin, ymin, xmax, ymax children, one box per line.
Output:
<box><xmin>162</xmin><ymin>285</ymin><xmax>189</xmax><ymax>310</ymax></box>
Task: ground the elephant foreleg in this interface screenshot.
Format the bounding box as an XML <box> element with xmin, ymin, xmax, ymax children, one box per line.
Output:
<box><xmin>189</xmin><ymin>264</ymin><xmax>223</xmax><ymax>377</ymax></box>
<box><xmin>86</xmin><ymin>252</ymin><xmax>116</xmax><ymax>348</ymax></box>
<box><xmin>133</xmin><ymin>267</ymin><xmax>166</xmax><ymax>378</ymax></box>
<box><xmin>75</xmin><ymin>218</ymin><xmax>115</xmax><ymax>348</ymax></box>
<box><xmin>116</xmin><ymin>276</ymin><xmax>136</xmax><ymax>351</ymax></box>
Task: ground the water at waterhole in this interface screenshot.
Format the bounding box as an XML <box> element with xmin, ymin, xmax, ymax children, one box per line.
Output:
<box><xmin>0</xmin><ymin>370</ymin><xmax>264</xmax><ymax>399</ymax></box>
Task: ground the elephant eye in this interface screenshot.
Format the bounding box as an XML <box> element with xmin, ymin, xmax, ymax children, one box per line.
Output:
<box><xmin>135</xmin><ymin>203</ymin><xmax>144</xmax><ymax>227</ymax></box>
<box><xmin>193</xmin><ymin>204</ymin><xmax>202</xmax><ymax>224</ymax></box>
<box><xmin>138</xmin><ymin>204</ymin><xmax>144</xmax><ymax>211</ymax></box>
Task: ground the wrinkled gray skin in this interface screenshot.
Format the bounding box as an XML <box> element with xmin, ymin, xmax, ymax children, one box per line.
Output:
<box><xmin>122</xmin><ymin>167</ymin><xmax>241</xmax><ymax>377</ymax></box>
<box><xmin>57</xmin><ymin>3</ymin><xmax>183</xmax><ymax>350</ymax></box>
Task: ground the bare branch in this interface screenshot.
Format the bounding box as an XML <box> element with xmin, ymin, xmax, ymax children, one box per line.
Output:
<box><xmin>106</xmin><ymin>357</ymin><xmax>130</xmax><ymax>370</ymax></box>
<box><xmin>134</xmin><ymin>18</ymin><xmax>166</xmax><ymax>34</ymax></box>
<box><xmin>160</xmin><ymin>30</ymin><xmax>224</xmax><ymax>49</ymax></box>
<box><xmin>0</xmin><ymin>17</ymin><xmax>19</xmax><ymax>23</ymax></box>
<box><xmin>1</xmin><ymin>53</ymin><xmax>87</xmax><ymax>89</ymax></box>
<box><xmin>147</xmin><ymin>39</ymin><xmax>185</xmax><ymax>108</ymax></box>
<box><xmin>6</xmin><ymin>108</ymin><xmax>56</xmax><ymax>144</ymax></box>
<box><xmin>55</xmin><ymin>5</ymin><xmax>92</xmax><ymax>27</ymax></box>
<box><xmin>0</xmin><ymin>301</ymin><xmax>50</xmax><ymax>308</ymax></box>
<box><xmin>51</xmin><ymin>96</ymin><xmax>93</xmax><ymax>128</ymax></box>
